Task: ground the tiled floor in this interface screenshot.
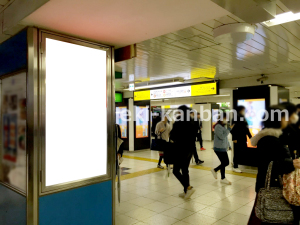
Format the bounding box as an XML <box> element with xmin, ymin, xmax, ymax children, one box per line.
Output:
<box><xmin>116</xmin><ymin>141</ymin><xmax>257</xmax><ymax>225</ymax></box>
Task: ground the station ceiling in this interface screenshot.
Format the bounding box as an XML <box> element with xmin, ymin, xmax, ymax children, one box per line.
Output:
<box><xmin>21</xmin><ymin>0</ymin><xmax>228</xmax><ymax>47</ymax></box>
<box><xmin>116</xmin><ymin>1</ymin><xmax>300</xmax><ymax>89</ymax></box>
<box><xmin>17</xmin><ymin>0</ymin><xmax>300</xmax><ymax>89</ymax></box>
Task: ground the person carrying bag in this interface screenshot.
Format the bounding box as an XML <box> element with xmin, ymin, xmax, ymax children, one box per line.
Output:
<box><xmin>255</xmin><ymin>161</ymin><xmax>294</xmax><ymax>224</ymax></box>
<box><xmin>153</xmin><ymin>116</ymin><xmax>171</xmax><ymax>169</ymax></box>
<box><xmin>283</xmin><ymin>151</ymin><xmax>300</xmax><ymax>224</ymax></box>
<box><xmin>248</xmin><ymin>105</ymin><xmax>300</xmax><ymax>225</ymax></box>
<box><xmin>283</xmin><ymin>153</ymin><xmax>300</xmax><ymax>206</ymax></box>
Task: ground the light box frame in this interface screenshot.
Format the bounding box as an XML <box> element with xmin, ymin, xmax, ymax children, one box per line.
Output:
<box><xmin>39</xmin><ymin>31</ymin><xmax>114</xmax><ymax>195</ymax></box>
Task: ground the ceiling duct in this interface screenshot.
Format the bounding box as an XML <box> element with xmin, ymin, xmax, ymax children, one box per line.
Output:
<box><xmin>280</xmin><ymin>0</ymin><xmax>300</xmax><ymax>14</ymax></box>
<box><xmin>211</xmin><ymin>0</ymin><xmax>276</xmax><ymax>23</ymax></box>
<box><xmin>213</xmin><ymin>23</ymin><xmax>256</xmax><ymax>43</ymax></box>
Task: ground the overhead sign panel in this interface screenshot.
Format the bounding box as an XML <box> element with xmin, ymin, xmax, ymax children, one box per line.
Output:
<box><xmin>191</xmin><ymin>83</ymin><xmax>217</xmax><ymax>96</ymax></box>
<box><xmin>134</xmin><ymin>82</ymin><xmax>217</xmax><ymax>101</ymax></box>
<box><xmin>134</xmin><ymin>90</ymin><xmax>150</xmax><ymax>101</ymax></box>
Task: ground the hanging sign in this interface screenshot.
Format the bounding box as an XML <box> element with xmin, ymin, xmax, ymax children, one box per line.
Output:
<box><xmin>134</xmin><ymin>82</ymin><xmax>217</xmax><ymax>101</ymax></box>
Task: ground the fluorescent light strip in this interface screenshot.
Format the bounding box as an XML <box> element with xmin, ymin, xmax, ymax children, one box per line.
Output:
<box><xmin>263</xmin><ymin>11</ymin><xmax>300</xmax><ymax>27</ymax></box>
<box><xmin>124</xmin><ymin>81</ymin><xmax>183</xmax><ymax>91</ymax></box>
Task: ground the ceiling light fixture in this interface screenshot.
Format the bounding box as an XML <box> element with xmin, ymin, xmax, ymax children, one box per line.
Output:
<box><xmin>263</xmin><ymin>11</ymin><xmax>300</xmax><ymax>27</ymax></box>
<box><xmin>213</xmin><ymin>23</ymin><xmax>256</xmax><ymax>44</ymax></box>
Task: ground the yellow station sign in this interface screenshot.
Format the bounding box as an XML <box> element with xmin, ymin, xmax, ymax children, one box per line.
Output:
<box><xmin>191</xmin><ymin>82</ymin><xmax>217</xmax><ymax>96</ymax></box>
<box><xmin>134</xmin><ymin>90</ymin><xmax>150</xmax><ymax>101</ymax></box>
<box><xmin>134</xmin><ymin>82</ymin><xmax>217</xmax><ymax>101</ymax></box>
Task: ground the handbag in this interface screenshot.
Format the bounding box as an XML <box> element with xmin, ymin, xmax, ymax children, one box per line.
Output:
<box><xmin>151</xmin><ymin>137</ymin><xmax>165</xmax><ymax>151</ymax></box>
<box><xmin>150</xmin><ymin>130</ymin><xmax>165</xmax><ymax>151</ymax></box>
<box><xmin>283</xmin><ymin>168</ymin><xmax>300</xmax><ymax>206</ymax></box>
<box><xmin>255</xmin><ymin>161</ymin><xmax>294</xmax><ymax>224</ymax></box>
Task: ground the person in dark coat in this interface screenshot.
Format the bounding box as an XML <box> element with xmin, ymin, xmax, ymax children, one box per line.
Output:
<box><xmin>170</xmin><ymin>105</ymin><xmax>196</xmax><ymax>199</ymax></box>
<box><xmin>280</xmin><ymin>103</ymin><xmax>298</xmax><ymax>149</ymax></box>
<box><xmin>190</xmin><ymin>112</ymin><xmax>204</xmax><ymax>165</ymax></box>
<box><xmin>116</xmin><ymin>124</ymin><xmax>124</xmax><ymax>174</ymax></box>
<box><xmin>196</xmin><ymin>113</ymin><xmax>206</xmax><ymax>151</ymax></box>
<box><xmin>248</xmin><ymin>105</ymin><xmax>300</xmax><ymax>225</ymax></box>
<box><xmin>297</xmin><ymin>104</ymin><xmax>300</xmax><ymax>113</ymax></box>
<box><xmin>116</xmin><ymin>124</ymin><xmax>124</xmax><ymax>158</ymax></box>
<box><xmin>231</xmin><ymin>106</ymin><xmax>252</xmax><ymax>173</ymax></box>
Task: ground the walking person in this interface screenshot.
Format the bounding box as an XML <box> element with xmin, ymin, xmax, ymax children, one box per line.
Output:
<box><xmin>280</xmin><ymin>103</ymin><xmax>298</xmax><ymax>149</ymax></box>
<box><xmin>230</xmin><ymin>106</ymin><xmax>252</xmax><ymax>173</ymax></box>
<box><xmin>152</xmin><ymin>113</ymin><xmax>161</xmax><ymax>138</ymax></box>
<box><xmin>211</xmin><ymin>112</ymin><xmax>233</xmax><ymax>185</ymax></box>
<box><xmin>155</xmin><ymin>115</ymin><xmax>171</xmax><ymax>169</ymax></box>
<box><xmin>190</xmin><ymin>112</ymin><xmax>204</xmax><ymax>165</ymax></box>
<box><xmin>248</xmin><ymin>105</ymin><xmax>300</xmax><ymax>225</ymax></box>
<box><xmin>197</xmin><ymin>113</ymin><xmax>206</xmax><ymax>151</ymax></box>
<box><xmin>170</xmin><ymin>105</ymin><xmax>196</xmax><ymax>199</ymax></box>
<box><xmin>116</xmin><ymin>124</ymin><xmax>124</xmax><ymax>162</ymax></box>
<box><xmin>297</xmin><ymin>104</ymin><xmax>300</xmax><ymax>113</ymax></box>
<box><xmin>288</xmin><ymin>111</ymin><xmax>300</xmax><ymax>160</ymax></box>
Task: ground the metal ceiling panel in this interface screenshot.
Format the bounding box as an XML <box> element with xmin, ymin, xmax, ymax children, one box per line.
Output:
<box><xmin>190</xmin><ymin>36</ymin><xmax>219</xmax><ymax>46</ymax></box>
<box><xmin>116</xmin><ymin>11</ymin><xmax>300</xmax><ymax>88</ymax></box>
<box><xmin>211</xmin><ymin>0</ymin><xmax>276</xmax><ymax>23</ymax></box>
<box><xmin>214</xmin><ymin>15</ymin><xmax>239</xmax><ymax>25</ymax></box>
<box><xmin>0</xmin><ymin>0</ymin><xmax>8</xmax><ymax>5</ymax></box>
<box><xmin>3</xmin><ymin>0</ymin><xmax>49</xmax><ymax>31</ymax></box>
<box><xmin>280</xmin><ymin>0</ymin><xmax>300</xmax><ymax>13</ymax></box>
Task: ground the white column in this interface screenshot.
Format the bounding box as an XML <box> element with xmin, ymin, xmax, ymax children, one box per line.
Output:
<box><xmin>128</xmin><ymin>98</ymin><xmax>135</xmax><ymax>151</ymax></box>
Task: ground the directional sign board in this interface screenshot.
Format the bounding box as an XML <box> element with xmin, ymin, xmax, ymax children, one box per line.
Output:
<box><xmin>134</xmin><ymin>82</ymin><xmax>217</xmax><ymax>101</ymax></box>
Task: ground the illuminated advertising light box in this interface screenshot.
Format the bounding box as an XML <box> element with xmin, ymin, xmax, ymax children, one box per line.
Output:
<box><xmin>45</xmin><ymin>38</ymin><xmax>107</xmax><ymax>187</ymax></box>
<box><xmin>135</xmin><ymin>106</ymin><xmax>149</xmax><ymax>138</ymax></box>
<box><xmin>116</xmin><ymin>107</ymin><xmax>127</xmax><ymax>138</ymax></box>
<box><xmin>237</xmin><ymin>99</ymin><xmax>265</xmax><ymax>148</ymax></box>
<box><xmin>134</xmin><ymin>82</ymin><xmax>217</xmax><ymax>101</ymax></box>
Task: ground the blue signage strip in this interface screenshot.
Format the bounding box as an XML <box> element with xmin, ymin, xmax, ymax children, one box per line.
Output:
<box><xmin>0</xmin><ymin>29</ymin><xmax>27</xmax><ymax>76</ymax></box>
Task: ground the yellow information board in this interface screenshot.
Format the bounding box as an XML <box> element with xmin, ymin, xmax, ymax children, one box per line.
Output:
<box><xmin>191</xmin><ymin>66</ymin><xmax>216</xmax><ymax>79</ymax></box>
<box><xmin>134</xmin><ymin>82</ymin><xmax>217</xmax><ymax>101</ymax></box>
<box><xmin>191</xmin><ymin>82</ymin><xmax>217</xmax><ymax>96</ymax></box>
<box><xmin>134</xmin><ymin>90</ymin><xmax>150</xmax><ymax>101</ymax></box>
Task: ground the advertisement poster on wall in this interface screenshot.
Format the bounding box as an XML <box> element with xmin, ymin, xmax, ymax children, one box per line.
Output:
<box><xmin>237</xmin><ymin>99</ymin><xmax>265</xmax><ymax>148</ymax></box>
<box><xmin>0</xmin><ymin>72</ymin><xmax>26</xmax><ymax>191</ymax></box>
<box><xmin>136</xmin><ymin>106</ymin><xmax>149</xmax><ymax>138</ymax></box>
<box><xmin>116</xmin><ymin>107</ymin><xmax>128</xmax><ymax>138</ymax></box>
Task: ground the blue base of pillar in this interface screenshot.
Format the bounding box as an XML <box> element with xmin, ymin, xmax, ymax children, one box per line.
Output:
<box><xmin>39</xmin><ymin>181</ymin><xmax>112</xmax><ymax>225</ymax></box>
